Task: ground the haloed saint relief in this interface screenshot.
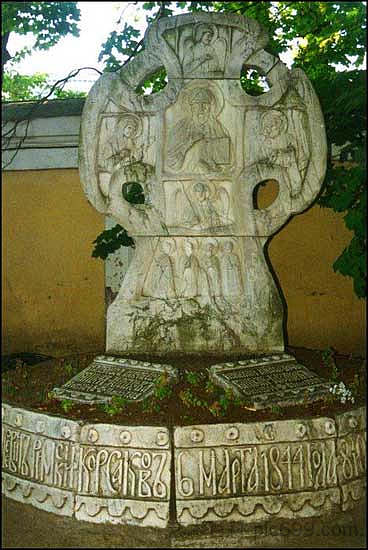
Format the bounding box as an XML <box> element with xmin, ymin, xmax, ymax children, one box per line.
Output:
<box><xmin>165</xmin><ymin>86</ymin><xmax>231</xmax><ymax>174</ymax></box>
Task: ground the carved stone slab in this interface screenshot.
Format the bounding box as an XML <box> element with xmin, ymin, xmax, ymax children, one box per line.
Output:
<box><xmin>1</xmin><ymin>403</ymin><xmax>172</xmax><ymax>527</ymax></box>
<box><xmin>75</xmin><ymin>423</ymin><xmax>171</xmax><ymax>527</ymax></box>
<box><xmin>1</xmin><ymin>404</ymin><xmax>81</xmax><ymax>517</ymax></box>
<box><xmin>52</xmin><ymin>356</ymin><xmax>178</xmax><ymax>404</ymax></box>
<box><xmin>2</xmin><ymin>402</ymin><xmax>366</xmax><ymax>527</ymax></box>
<box><xmin>209</xmin><ymin>354</ymin><xmax>332</xmax><ymax>409</ymax></box>
<box><xmin>335</xmin><ymin>406</ymin><xmax>366</xmax><ymax>511</ymax></box>
<box><xmin>174</xmin><ymin>418</ymin><xmax>340</xmax><ymax>526</ymax></box>
<box><xmin>79</xmin><ymin>12</ymin><xmax>327</xmax><ymax>355</ymax></box>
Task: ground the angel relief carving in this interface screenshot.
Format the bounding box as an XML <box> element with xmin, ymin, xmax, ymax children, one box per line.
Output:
<box><xmin>164</xmin><ymin>180</ymin><xmax>233</xmax><ymax>232</ymax></box>
<box><xmin>165</xmin><ymin>86</ymin><xmax>232</xmax><ymax>174</ymax></box>
<box><xmin>181</xmin><ymin>23</ymin><xmax>226</xmax><ymax>76</ymax></box>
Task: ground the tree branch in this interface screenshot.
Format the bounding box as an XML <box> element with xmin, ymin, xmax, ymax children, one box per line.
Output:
<box><xmin>2</xmin><ymin>67</ymin><xmax>103</xmax><ymax>169</ymax></box>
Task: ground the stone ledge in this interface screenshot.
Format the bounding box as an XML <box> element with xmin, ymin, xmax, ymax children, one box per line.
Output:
<box><xmin>1</xmin><ymin>402</ymin><xmax>366</xmax><ymax>528</ymax></box>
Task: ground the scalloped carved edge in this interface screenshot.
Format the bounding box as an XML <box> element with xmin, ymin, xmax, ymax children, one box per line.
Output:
<box><xmin>75</xmin><ymin>497</ymin><xmax>169</xmax><ymax>527</ymax></box>
<box><xmin>2</xmin><ymin>402</ymin><xmax>366</xmax><ymax>527</ymax></box>
<box><xmin>176</xmin><ymin>488</ymin><xmax>341</xmax><ymax>523</ymax></box>
<box><xmin>340</xmin><ymin>479</ymin><xmax>367</xmax><ymax>511</ymax></box>
<box><xmin>2</xmin><ymin>473</ymin><xmax>74</xmax><ymax>516</ymax></box>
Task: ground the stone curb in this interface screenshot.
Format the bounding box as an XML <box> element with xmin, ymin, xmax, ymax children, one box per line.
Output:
<box><xmin>2</xmin><ymin>402</ymin><xmax>366</xmax><ymax>528</ymax></box>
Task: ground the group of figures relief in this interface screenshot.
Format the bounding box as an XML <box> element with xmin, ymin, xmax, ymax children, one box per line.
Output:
<box><xmin>143</xmin><ymin>238</ymin><xmax>243</xmax><ymax>301</ymax></box>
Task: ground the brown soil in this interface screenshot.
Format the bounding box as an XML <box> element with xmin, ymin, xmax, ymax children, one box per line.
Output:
<box><xmin>2</xmin><ymin>347</ymin><xmax>366</xmax><ymax>426</ymax></box>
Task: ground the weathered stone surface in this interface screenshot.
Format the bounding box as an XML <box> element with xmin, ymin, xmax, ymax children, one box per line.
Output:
<box><xmin>79</xmin><ymin>12</ymin><xmax>327</xmax><ymax>355</ymax></box>
<box><xmin>335</xmin><ymin>407</ymin><xmax>366</xmax><ymax>511</ymax></box>
<box><xmin>75</xmin><ymin>423</ymin><xmax>171</xmax><ymax>527</ymax></box>
<box><xmin>1</xmin><ymin>404</ymin><xmax>81</xmax><ymax>516</ymax></box>
<box><xmin>1</xmin><ymin>403</ymin><xmax>172</xmax><ymax>528</ymax></box>
<box><xmin>174</xmin><ymin>418</ymin><xmax>340</xmax><ymax>526</ymax></box>
<box><xmin>2</xmin><ymin>403</ymin><xmax>366</xmax><ymax>527</ymax></box>
<box><xmin>52</xmin><ymin>356</ymin><xmax>177</xmax><ymax>404</ymax></box>
<box><xmin>209</xmin><ymin>354</ymin><xmax>332</xmax><ymax>409</ymax></box>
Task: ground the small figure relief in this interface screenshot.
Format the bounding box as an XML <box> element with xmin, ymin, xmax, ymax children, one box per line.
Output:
<box><xmin>257</xmin><ymin>109</ymin><xmax>303</xmax><ymax>198</ymax></box>
<box><xmin>283</xmin><ymin>84</ymin><xmax>311</xmax><ymax>185</ymax></box>
<box><xmin>168</xmin><ymin>181</ymin><xmax>232</xmax><ymax>232</ymax></box>
<box><xmin>202</xmin><ymin>240</ymin><xmax>222</xmax><ymax>298</ymax></box>
<box><xmin>143</xmin><ymin>240</ymin><xmax>177</xmax><ymax>299</ymax></box>
<box><xmin>231</xmin><ymin>24</ymin><xmax>260</xmax><ymax>63</ymax></box>
<box><xmin>221</xmin><ymin>240</ymin><xmax>243</xmax><ymax>297</ymax></box>
<box><xmin>99</xmin><ymin>113</ymin><xmax>144</xmax><ymax>173</ymax></box>
<box><xmin>181</xmin><ymin>23</ymin><xmax>226</xmax><ymax>77</ymax></box>
<box><xmin>180</xmin><ymin>241</ymin><xmax>201</xmax><ymax>298</ymax></box>
<box><xmin>97</xmin><ymin>112</ymin><xmax>146</xmax><ymax>198</ymax></box>
<box><xmin>165</xmin><ymin>86</ymin><xmax>232</xmax><ymax>174</ymax></box>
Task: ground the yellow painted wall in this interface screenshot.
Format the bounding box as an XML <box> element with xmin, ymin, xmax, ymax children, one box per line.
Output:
<box><xmin>2</xmin><ymin>169</ymin><xmax>105</xmax><ymax>356</ymax></box>
<box><xmin>2</xmin><ymin>169</ymin><xmax>366</xmax><ymax>356</ymax></box>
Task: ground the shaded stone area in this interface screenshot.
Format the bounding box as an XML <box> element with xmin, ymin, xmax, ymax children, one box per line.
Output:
<box><xmin>2</xmin><ymin>496</ymin><xmax>365</xmax><ymax>548</ymax></box>
<box><xmin>52</xmin><ymin>356</ymin><xmax>178</xmax><ymax>404</ymax></box>
<box><xmin>210</xmin><ymin>354</ymin><xmax>332</xmax><ymax>409</ymax></box>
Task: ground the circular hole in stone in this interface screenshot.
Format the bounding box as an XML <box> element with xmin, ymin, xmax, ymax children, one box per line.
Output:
<box><xmin>135</xmin><ymin>66</ymin><xmax>168</xmax><ymax>96</ymax></box>
<box><xmin>122</xmin><ymin>181</ymin><xmax>145</xmax><ymax>204</ymax></box>
<box><xmin>240</xmin><ymin>67</ymin><xmax>270</xmax><ymax>96</ymax></box>
<box><xmin>253</xmin><ymin>179</ymin><xmax>279</xmax><ymax>210</ymax></box>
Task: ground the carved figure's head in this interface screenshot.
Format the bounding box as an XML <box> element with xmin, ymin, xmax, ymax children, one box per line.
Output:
<box><xmin>195</xmin><ymin>23</ymin><xmax>214</xmax><ymax>45</ymax></box>
<box><xmin>206</xmin><ymin>242</ymin><xmax>216</xmax><ymax>256</ymax></box>
<box><xmin>260</xmin><ymin>110</ymin><xmax>287</xmax><ymax>139</ymax></box>
<box><xmin>224</xmin><ymin>241</ymin><xmax>234</xmax><ymax>253</ymax></box>
<box><xmin>117</xmin><ymin>114</ymin><xmax>140</xmax><ymax>139</ymax></box>
<box><xmin>161</xmin><ymin>239</ymin><xmax>173</xmax><ymax>255</ymax></box>
<box><xmin>188</xmin><ymin>88</ymin><xmax>215</xmax><ymax>123</ymax></box>
<box><xmin>184</xmin><ymin>241</ymin><xmax>194</xmax><ymax>256</ymax></box>
<box><xmin>193</xmin><ymin>182</ymin><xmax>210</xmax><ymax>200</ymax></box>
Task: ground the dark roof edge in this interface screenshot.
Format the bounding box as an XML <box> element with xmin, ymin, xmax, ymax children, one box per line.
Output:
<box><xmin>2</xmin><ymin>98</ymin><xmax>86</xmax><ymax>122</ymax></box>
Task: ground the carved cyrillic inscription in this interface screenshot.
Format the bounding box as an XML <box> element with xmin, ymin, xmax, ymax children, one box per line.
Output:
<box><xmin>2</xmin><ymin>427</ymin><xmax>79</xmax><ymax>491</ymax></box>
<box><xmin>337</xmin><ymin>431</ymin><xmax>366</xmax><ymax>483</ymax></box>
<box><xmin>77</xmin><ymin>447</ymin><xmax>169</xmax><ymax>499</ymax></box>
<box><xmin>210</xmin><ymin>357</ymin><xmax>332</xmax><ymax>408</ymax></box>
<box><xmin>2</xmin><ymin>426</ymin><xmax>171</xmax><ymax>501</ymax></box>
<box><xmin>53</xmin><ymin>358</ymin><xmax>178</xmax><ymax>404</ymax></box>
<box><xmin>176</xmin><ymin>440</ymin><xmax>337</xmax><ymax>499</ymax></box>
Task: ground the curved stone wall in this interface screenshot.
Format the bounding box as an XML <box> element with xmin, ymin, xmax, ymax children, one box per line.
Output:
<box><xmin>2</xmin><ymin>402</ymin><xmax>366</xmax><ymax>528</ymax></box>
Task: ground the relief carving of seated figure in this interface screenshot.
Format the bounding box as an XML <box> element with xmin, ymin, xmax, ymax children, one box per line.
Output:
<box><xmin>182</xmin><ymin>23</ymin><xmax>223</xmax><ymax>76</ymax></box>
<box><xmin>106</xmin><ymin>114</ymin><xmax>143</xmax><ymax>172</ymax></box>
<box><xmin>166</xmin><ymin>87</ymin><xmax>230</xmax><ymax>173</ymax></box>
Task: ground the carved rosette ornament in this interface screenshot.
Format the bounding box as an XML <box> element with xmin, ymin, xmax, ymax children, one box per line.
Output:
<box><xmin>79</xmin><ymin>12</ymin><xmax>327</xmax><ymax>355</ymax></box>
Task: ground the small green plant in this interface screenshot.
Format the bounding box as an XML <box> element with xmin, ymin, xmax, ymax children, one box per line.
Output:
<box><xmin>179</xmin><ymin>389</ymin><xmax>208</xmax><ymax>409</ymax></box>
<box><xmin>322</xmin><ymin>347</ymin><xmax>340</xmax><ymax>381</ymax></box>
<box><xmin>64</xmin><ymin>363</ymin><xmax>74</xmax><ymax>377</ymax></box>
<box><xmin>205</xmin><ymin>379</ymin><xmax>216</xmax><ymax>394</ymax></box>
<box><xmin>185</xmin><ymin>370</ymin><xmax>203</xmax><ymax>386</ymax></box>
<box><xmin>60</xmin><ymin>399</ymin><xmax>74</xmax><ymax>413</ymax></box>
<box><xmin>269</xmin><ymin>403</ymin><xmax>284</xmax><ymax>416</ymax></box>
<box><xmin>154</xmin><ymin>373</ymin><xmax>173</xmax><ymax>401</ymax></box>
<box><xmin>100</xmin><ymin>395</ymin><xmax>127</xmax><ymax>416</ymax></box>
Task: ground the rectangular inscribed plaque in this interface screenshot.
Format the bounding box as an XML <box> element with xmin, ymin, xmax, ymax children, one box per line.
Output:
<box><xmin>210</xmin><ymin>354</ymin><xmax>332</xmax><ymax>409</ymax></box>
<box><xmin>52</xmin><ymin>356</ymin><xmax>177</xmax><ymax>404</ymax></box>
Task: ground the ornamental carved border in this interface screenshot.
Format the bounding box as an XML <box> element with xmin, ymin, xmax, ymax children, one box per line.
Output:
<box><xmin>2</xmin><ymin>402</ymin><xmax>366</xmax><ymax>528</ymax></box>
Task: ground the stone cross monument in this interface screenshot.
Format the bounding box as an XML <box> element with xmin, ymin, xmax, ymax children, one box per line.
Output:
<box><xmin>80</xmin><ymin>12</ymin><xmax>327</xmax><ymax>356</ymax></box>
